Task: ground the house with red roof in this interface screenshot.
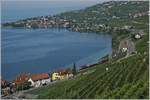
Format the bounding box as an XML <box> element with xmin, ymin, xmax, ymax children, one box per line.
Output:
<box><xmin>28</xmin><ymin>73</ymin><xmax>51</xmax><ymax>87</ymax></box>
<box><xmin>52</xmin><ymin>69</ymin><xmax>73</xmax><ymax>81</ymax></box>
<box><xmin>14</xmin><ymin>74</ymin><xmax>29</xmax><ymax>86</ymax></box>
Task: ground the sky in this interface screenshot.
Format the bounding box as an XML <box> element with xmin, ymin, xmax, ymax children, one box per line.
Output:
<box><xmin>1</xmin><ymin>0</ymin><xmax>108</xmax><ymax>1</ymax></box>
<box><xmin>1</xmin><ymin>0</ymin><xmax>110</xmax><ymax>8</ymax></box>
<box><xmin>1</xmin><ymin>0</ymin><xmax>111</xmax><ymax>23</ymax></box>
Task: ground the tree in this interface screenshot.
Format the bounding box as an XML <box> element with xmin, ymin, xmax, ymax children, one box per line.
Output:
<box><xmin>72</xmin><ymin>63</ymin><xmax>77</xmax><ymax>75</ymax></box>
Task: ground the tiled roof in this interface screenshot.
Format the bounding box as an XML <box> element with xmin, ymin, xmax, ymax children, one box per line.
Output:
<box><xmin>31</xmin><ymin>73</ymin><xmax>50</xmax><ymax>81</ymax></box>
<box><xmin>56</xmin><ymin>69</ymin><xmax>67</xmax><ymax>75</ymax></box>
<box><xmin>14</xmin><ymin>74</ymin><xmax>29</xmax><ymax>85</ymax></box>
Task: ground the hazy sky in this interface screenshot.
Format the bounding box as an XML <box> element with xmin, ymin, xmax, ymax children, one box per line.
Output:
<box><xmin>1</xmin><ymin>0</ymin><xmax>111</xmax><ymax>6</ymax></box>
<box><xmin>1</xmin><ymin>0</ymin><xmax>110</xmax><ymax>22</ymax></box>
<box><xmin>2</xmin><ymin>0</ymin><xmax>110</xmax><ymax>9</ymax></box>
<box><xmin>2</xmin><ymin>0</ymin><xmax>108</xmax><ymax>1</ymax></box>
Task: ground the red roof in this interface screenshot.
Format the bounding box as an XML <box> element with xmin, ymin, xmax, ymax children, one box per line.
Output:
<box><xmin>14</xmin><ymin>74</ymin><xmax>29</xmax><ymax>85</ymax></box>
<box><xmin>56</xmin><ymin>69</ymin><xmax>67</xmax><ymax>75</ymax></box>
<box><xmin>31</xmin><ymin>73</ymin><xmax>50</xmax><ymax>81</ymax></box>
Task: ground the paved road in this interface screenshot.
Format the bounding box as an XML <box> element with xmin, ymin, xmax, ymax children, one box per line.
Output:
<box><xmin>119</xmin><ymin>38</ymin><xmax>135</xmax><ymax>56</ymax></box>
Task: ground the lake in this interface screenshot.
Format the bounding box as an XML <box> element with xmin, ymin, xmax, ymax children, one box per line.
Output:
<box><xmin>1</xmin><ymin>0</ymin><xmax>112</xmax><ymax>80</ymax></box>
<box><xmin>2</xmin><ymin>28</ymin><xmax>111</xmax><ymax>80</ymax></box>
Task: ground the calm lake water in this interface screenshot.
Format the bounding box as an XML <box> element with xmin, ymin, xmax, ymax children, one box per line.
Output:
<box><xmin>1</xmin><ymin>0</ymin><xmax>112</xmax><ymax>80</ymax></box>
<box><xmin>2</xmin><ymin>28</ymin><xmax>111</xmax><ymax>80</ymax></box>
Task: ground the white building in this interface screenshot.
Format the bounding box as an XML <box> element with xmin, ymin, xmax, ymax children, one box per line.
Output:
<box><xmin>28</xmin><ymin>73</ymin><xmax>51</xmax><ymax>88</ymax></box>
<box><xmin>135</xmin><ymin>34</ymin><xmax>141</xmax><ymax>39</ymax></box>
<box><xmin>122</xmin><ymin>47</ymin><xmax>128</xmax><ymax>52</ymax></box>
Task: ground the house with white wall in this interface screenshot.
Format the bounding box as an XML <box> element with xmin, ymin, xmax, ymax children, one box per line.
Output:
<box><xmin>28</xmin><ymin>73</ymin><xmax>51</xmax><ymax>88</ymax></box>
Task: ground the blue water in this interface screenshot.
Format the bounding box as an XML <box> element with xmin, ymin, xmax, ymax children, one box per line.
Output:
<box><xmin>2</xmin><ymin>28</ymin><xmax>111</xmax><ymax>80</ymax></box>
<box><xmin>1</xmin><ymin>0</ymin><xmax>112</xmax><ymax>80</ymax></box>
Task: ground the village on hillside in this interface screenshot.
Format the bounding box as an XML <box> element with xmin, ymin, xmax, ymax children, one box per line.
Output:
<box><xmin>1</xmin><ymin>54</ymin><xmax>107</xmax><ymax>98</ymax></box>
<box><xmin>3</xmin><ymin>1</ymin><xmax>148</xmax><ymax>34</ymax></box>
<box><xmin>1</xmin><ymin>65</ymin><xmax>75</xmax><ymax>97</ymax></box>
<box><xmin>1</xmin><ymin>71</ymin><xmax>71</xmax><ymax>96</ymax></box>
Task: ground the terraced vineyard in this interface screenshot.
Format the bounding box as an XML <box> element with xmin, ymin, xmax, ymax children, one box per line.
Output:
<box><xmin>27</xmin><ymin>51</ymin><xmax>148</xmax><ymax>99</ymax></box>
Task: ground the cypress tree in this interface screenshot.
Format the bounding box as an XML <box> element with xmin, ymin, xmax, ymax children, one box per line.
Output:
<box><xmin>72</xmin><ymin>63</ymin><xmax>77</xmax><ymax>75</ymax></box>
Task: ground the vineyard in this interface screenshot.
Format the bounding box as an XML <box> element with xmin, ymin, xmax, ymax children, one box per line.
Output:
<box><xmin>27</xmin><ymin>51</ymin><xmax>148</xmax><ymax>99</ymax></box>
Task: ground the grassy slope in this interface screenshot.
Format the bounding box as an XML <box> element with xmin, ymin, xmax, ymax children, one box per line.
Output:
<box><xmin>26</xmin><ymin>1</ymin><xmax>149</xmax><ymax>99</ymax></box>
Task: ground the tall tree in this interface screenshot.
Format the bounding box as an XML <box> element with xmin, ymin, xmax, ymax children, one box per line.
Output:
<box><xmin>72</xmin><ymin>63</ymin><xmax>77</xmax><ymax>75</ymax></box>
